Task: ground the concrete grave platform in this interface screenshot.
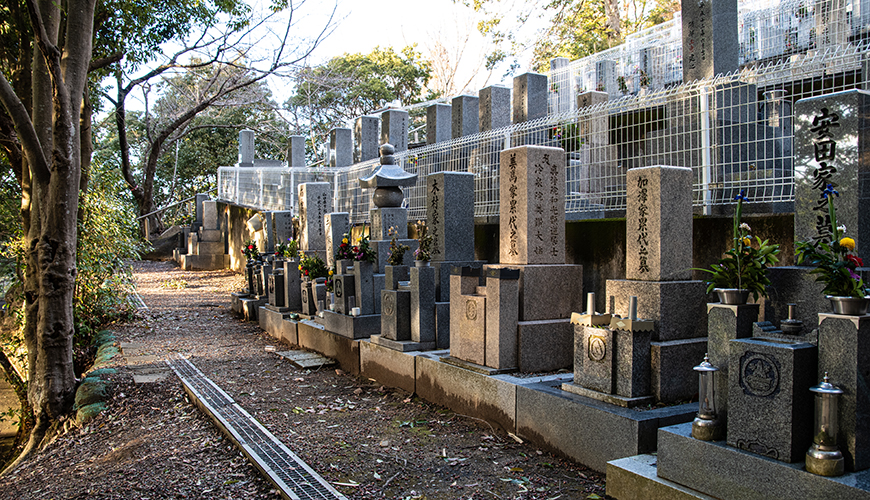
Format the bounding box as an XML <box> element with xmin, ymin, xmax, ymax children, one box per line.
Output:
<box><xmin>369</xmin><ymin>334</ymin><xmax>435</xmax><ymax>352</ymax></box>
<box><xmin>240</xmin><ymin>296</ymin><xmax>266</xmax><ymax>322</ymax></box>
<box><xmin>297</xmin><ymin>320</ymin><xmax>360</xmax><ymax>375</ymax></box>
<box><xmin>516</xmin><ymin>379</ymin><xmax>695</xmax><ymax>473</ymax></box>
<box><xmin>180</xmin><ymin>254</ymin><xmax>229</xmax><ymax>271</ymax></box>
<box><xmin>608</xmin><ymin>422</ymin><xmax>870</xmax><ymax>500</ymax></box>
<box><xmin>607</xmin><ymin>454</ymin><xmax>716</xmax><ymax>500</ymax></box>
<box><xmin>359</xmin><ymin>340</ymin><xmax>419</xmax><ymax>394</ymax></box>
<box><xmin>230</xmin><ymin>292</ymin><xmax>250</xmax><ymax>316</ymax></box>
<box><xmin>274</xmin><ymin>350</ymin><xmax>336</xmax><ymax>369</ymax></box>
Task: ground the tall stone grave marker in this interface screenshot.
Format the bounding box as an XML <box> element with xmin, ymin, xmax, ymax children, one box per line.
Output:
<box><xmin>427</xmin><ymin>103</ymin><xmax>452</xmax><ymax>145</ymax></box>
<box><xmin>272</xmin><ymin>211</ymin><xmax>294</xmax><ymax>248</ymax></box>
<box><xmin>382</xmin><ymin>110</ymin><xmax>409</xmax><ymax>152</ymax></box>
<box><xmin>452</xmin><ymin>95</ymin><xmax>479</xmax><ymax>138</ymax></box>
<box><xmin>329</xmin><ymin>127</ymin><xmax>352</xmax><ymax>168</ymax></box>
<box><xmin>512</xmin><ymin>73</ymin><xmax>548</xmax><ymax>123</ymax></box>
<box><xmin>324</xmin><ymin>212</ymin><xmax>350</xmax><ymax>268</ymax></box>
<box><xmin>238</xmin><ymin>129</ymin><xmax>254</xmax><ymax>167</ymax></box>
<box><xmin>298</xmin><ymin>182</ymin><xmax>331</xmax><ymax>255</ymax></box>
<box><xmin>354</xmin><ymin>115</ymin><xmax>380</xmax><ymax>162</ymax></box>
<box><xmin>287</xmin><ymin>135</ymin><xmax>305</xmax><ymax>167</ymax></box>
<box><xmin>680</xmin><ymin>0</ymin><xmax>739</xmax><ymax>82</ymax></box>
<box><xmin>479</xmin><ymin>85</ymin><xmax>511</xmax><ymax>132</ymax></box>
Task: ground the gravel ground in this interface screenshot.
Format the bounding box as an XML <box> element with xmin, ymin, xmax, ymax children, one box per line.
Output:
<box><xmin>0</xmin><ymin>260</ymin><xmax>607</xmax><ymax>499</ymax></box>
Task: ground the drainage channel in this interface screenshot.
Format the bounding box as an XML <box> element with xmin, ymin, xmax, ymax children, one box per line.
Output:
<box><xmin>166</xmin><ymin>357</ymin><xmax>348</xmax><ymax>500</ymax></box>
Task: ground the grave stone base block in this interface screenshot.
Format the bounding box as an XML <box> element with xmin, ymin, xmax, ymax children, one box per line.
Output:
<box><xmin>620</xmin><ymin>422</ymin><xmax>870</xmax><ymax>500</ymax></box>
<box><xmin>440</xmin><ymin>355</ymin><xmax>516</xmax><ymax>375</ymax></box>
<box><xmin>573</xmin><ymin>325</ymin><xmax>614</xmax><ymax>393</ymax></box>
<box><xmin>199</xmin><ymin>228</ymin><xmax>221</xmax><ymax>242</ymax></box>
<box><xmin>360</xmin><ymin>340</ymin><xmax>417</xmax><ymax>393</ymax></box>
<box><xmin>435</xmin><ymin>302</ymin><xmax>450</xmax><ymax>349</ymax></box>
<box><xmin>240</xmin><ymin>296</ymin><xmax>266</xmax><ymax>322</ymax></box>
<box><xmin>282</xmin><ymin>261</ymin><xmax>302</xmax><ymax>311</ymax></box>
<box><xmin>759</xmin><ymin>266</ymin><xmax>828</xmax><ymax>331</ymax></box>
<box><xmin>818</xmin><ymin>313</ymin><xmax>870</xmax><ymax>471</ymax></box>
<box><xmin>296</xmin><ymin>320</ymin><xmax>361</xmax><ymax>375</ymax></box>
<box><xmin>613</xmin><ymin>328</ymin><xmax>652</xmax><ymax>398</ymax></box>
<box><xmin>279</xmin><ymin>318</ymin><xmax>299</xmax><ymax>345</ymax></box>
<box><xmin>517</xmin><ymin>319</ymin><xmax>573</xmax><ymax>372</ymax></box>
<box><xmin>369</xmin><ymin>335</ymin><xmax>436</xmax><ymax>352</ymax></box>
<box><xmin>411</xmin><ymin>266</ymin><xmax>436</xmax><ymax>344</ymax></box>
<box><xmin>259</xmin><ymin>306</ymin><xmax>292</xmax><ymax>339</ymax></box>
<box><xmin>606</xmin><ymin>279</ymin><xmax>707</xmax><ymax>341</ymax></box>
<box><xmin>333</xmin><ymin>274</ymin><xmax>355</xmax><ymax>315</ymax></box>
<box><xmin>707</xmin><ymin>303</ymin><xmax>759</xmax><ymax>420</ymax></box>
<box><xmin>487</xmin><ymin>264</ymin><xmax>584</xmax><ymax>321</ymax></box>
<box><xmin>727</xmin><ymin>338</ymin><xmax>817</xmax><ymax>463</ymax></box>
<box><xmin>651</xmin><ymin>337</ymin><xmax>708</xmax><ymax>403</ymax></box>
<box><xmin>452</xmin><ymin>294</ymin><xmax>486</xmax><ymax>366</ymax></box>
<box><xmin>231</xmin><ymin>292</ymin><xmax>249</xmax><ymax>316</ymax></box>
<box><xmin>561</xmin><ymin>382</ymin><xmax>655</xmax><ymax>408</ymax></box>
<box><xmin>320</xmin><ymin>310</ymin><xmax>381</xmax><ymax>339</ymax></box>
<box><xmin>196</xmin><ymin>240</ymin><xmax>224</xmax><ymax>255</ymax></box>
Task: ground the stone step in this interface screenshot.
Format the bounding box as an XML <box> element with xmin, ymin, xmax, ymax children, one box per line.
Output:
<box><xmin>275</xmin><ymin>350</ymin><xmax>336</xmax><ymax>369</ymax></box>
<box><xmin>606</xmin><ymin>454</ymin><xmax>715</xmax><ymax>500</ymax></box>
<box><xmin>119</xmin><ymin>342</ymin><xmax>143</xmax><ymax>355</ymax></box>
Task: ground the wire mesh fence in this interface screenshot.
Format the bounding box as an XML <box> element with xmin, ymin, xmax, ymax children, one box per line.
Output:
<box><xmin>219</xmin><ymin>35</ymin><xmax>869</xmax><ymax>223</ymax></box>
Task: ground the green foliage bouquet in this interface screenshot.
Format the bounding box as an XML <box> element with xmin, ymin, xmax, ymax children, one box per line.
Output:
<box><xmin>298</xmin><ymin>254</ymin><xmax>328</xmax><ymax>280</ymax></box>
<box><xmin>243</xmin><ymin>240</ymin><xmax>259</xmax><ymax>262</ymax></box>
<box><xmin>387</xmin><ymin>226</ymin><xmax>409</xmax><ymax>266</ymax></box>
<box><xmin>414</xmin><ymin>221</ymin><xmax>432</xmax><ymax>262</ymax></box>
<box><xmin>695</xmin><ymin>190</ymin><xmax>780</xmax><ymax>301</ymax></box>
<box><xmin>796</xmin><ymin>184</ymin><xmax>868</xmax><ymax>298</ymax></box>
<box><xmin>275</xmin><ymin>238</ymin><xmax>299</xmax><ymax>260</ymax></box>
<box><xmin>334</xmin><ymin>233</ymin><xmax>355</xmax><ymax>261</ymax></box>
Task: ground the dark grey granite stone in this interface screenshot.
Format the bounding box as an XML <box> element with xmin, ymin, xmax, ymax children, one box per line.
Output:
<box><xmin>818</xmin><ymin>313</ymin><xmax>870</xmax><ymax>471</ymax></box>
<box><xmin>680</xmin><ymin>0</ymin><xmax>738</xmax><ymax>82</ymax></box>
<box><xmin>606</xmin><ymin>279</ymin><xmax>707</xmax><ymax>341</ymax></box>
<box><xmin>353</xmin><ymin>115</ymin><xmax>379</xmax><ymax>163</ymax></box>
<box><xmin>451</xmin><ymin>95</ymin><xmax>479</xmax><ymax>139</ymax></box>
<box><xmin>759</xmin><ymin>266</ymin><xmax>828</xmax><ymax>330</ymax></box>
<box><xmin>614</xmin><ymin>327</ymin><xmax>652</xmax><ymax>399</ymax></box>
<box><xmin>499</xmin><ymin>146</ymin><xmax>567</xmax><ymax>265</ymax></box>
<box><xmin>435</xmin><ymin>301</ymin><xmax>450</xmax><ymax>349</ymax></box>
<box><xmin>353</xmin><ymin>260</ymin><xmax>375</xmax><ymax>315</ymax></box>
<box><xmin>300</xmin><ymin>280</ymin><xmax>316</xmax><ymax>316</ymax></box>
<box><xmin>651</xmin><ymin>337</ymin><xmax>708</xmax><ymax>403</ymax></box>
<box><xmin>426</xmin><ymin>103</ymin><xmax>451</xmax><ymax>145</ymax></box>
<box><xmin>626</xmin><ymin>165</ymin><xmax>693</xmax><ymax>281</ymax></box>
<box><xmin>484</xmin><ymin>269</ymin><xmax>520</xmax><ymax>369</ymax></box>
<box><xmin>410</xmin><ymin>266</ymin><xmax>436</xmax><ymax>344</ymax></box>
<box><xmin>381</xmin><ymin>289</ymin><xmax>411</xmax><ymax>341</ymax></box>
<box><xmin>794</xmin><ymin>90</ymin><xmax>870</xmax><ymax>263</ymax></box>
<box><xmin>384</xmin><ymin>265</ymin><xmax>409</xmax><ymax>290</ymax></box>
<box><xmin>373</xmin><ymin>239</ymin><xmax>418</xmax><ymax>275</ymax></box>
<box><xmin>512</xmin><ymin>72</ymin><xmax>547</xmax><ymax>123</ymax></box>
<box><xmin>573</xmin><ymin>325</ymin><xmax>614</xmax><ymax>393</ymax></box>
<box><xmin>513</xmin><ymin>264</ymin><xmax>584</xmax><ymax>321</ymax></box>
<box><xmin>432</xmin><ymin>260</ymin><xmax>484</xmax><ymax>302</ymax></box>
<box><xmin>259</xmin><ymin>262</ymin><xmax>273</xmax><ymax>300</ymax></box>
<box><xmin>727</xmin><ymin>338</ymin><xmax>817</xmax><ymax>463</ymax></box>
<box><xmin>517</xmin><ymin>319</ymin><xmax>573</xmax><ymax>372</ymax></box>
<box><xmin>427</xmin><ymin>172</ymin><xmax>476</xmax><ymax>263</ymax></box>
<box><xmin>655</xmin><ymin>422</ymin><xmax>870</xmax><ymax>500</ymax></box>
<box><xmin>333</xmin><ymin>274</ymin><xmax>355</xmax><ymax>315</ymax></box>
<box><xmin>479</xmin><ymin>85</ymin><xmax>511</xmax><ymax>132</ymax></box>
<box><xmin>267</xmin><ymin>270</ymin><xmax>286</xmax><ymax>308</ymax></box>
<box><xmin>381</xmin><ymin>109</ymin><xmax>409</xmax><ymax>152</ymax></box>
<box><xmin>707</xmin><ymin>303</ymin><xmax>759</xmax><ymax>419</ymax></box>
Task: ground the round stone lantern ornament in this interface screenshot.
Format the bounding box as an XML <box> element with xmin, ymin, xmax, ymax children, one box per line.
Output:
<box><xmin>359</xmin><ymin>144</ymin><xmax>417</xmax><ymax>207</ymax></box>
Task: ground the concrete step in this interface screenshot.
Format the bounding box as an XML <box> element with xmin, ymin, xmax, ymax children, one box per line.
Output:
<box><xmin>606</xmin><ymin>454</ymin><xmax>715</xmax><ymax>500</ymax></box>
<box><xmin>274</xmin><ymin>350</ymin><xmax>336</xmax><ymax>369</ymax></box>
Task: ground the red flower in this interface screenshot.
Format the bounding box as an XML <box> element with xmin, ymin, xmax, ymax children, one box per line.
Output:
<box><xmin>304</xmin><ymin>270</ymin><xmax>309</xmax><ymax>276</ymax></box>
<box><xmin>846</xmin><ymin>254</ymin><xmax>863</xmax><ymax>267</ymax></box>
<box><xmin>247</xmin><ymin>245</ymin><xmax>253</xmax><ymax>250</ymax></box>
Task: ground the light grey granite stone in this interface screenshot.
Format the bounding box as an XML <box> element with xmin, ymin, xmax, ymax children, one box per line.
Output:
<box><xmin>273</xmin><ymin>211</ymin><xmax>294</xmax><ymax>247</ymax></box>
<box><xmin>381</xmin><ymin>289</ymin><xmax>411</xmax><ymax>341</ymax></box>
<box><xmin>329</xmin><ymin>127</ymin><xmax>352</xmax><ymax>168</ymax></box>
<box><xmin>320</xmin><ymin>310</ymin><xmax>380</xmax><ymax>339</ymax></box>
<box><xmin>499</xmin><ymin>146</ymin><xmax>567</xmax><ymax>265</ymax></box>
<box><xmin>818</xmin><ymin>313</ymin><xmax>870</xmax><ymax>471</ymax></box>
<box><xmin>794</xmin><ymin>90</ymin><xmax>870</xmax><ymax>262</ymax></box>
<box><xmin>479</xmin><ymin>85</ymin><xmax>511</xmax><ymax>132</ymax></box>
<box><xmin>427</xmin><ymin>172</ymin><xmax>476</xmax><ymax>263</ymax></box>
<box><xmin>573</xmin><ymin>325</ymin><xmax>614</xmax><ymax>393</ymax></box>
<box><xmin>432</xmin><ymin>260</ymin><xmax>484</xmax><ymax>302</ymax></box>
<box><xmin>512</xmin><ymin>72</ymin><xmax>548</xmax><ymax>123</ymax></box>
<box><xmin>354</xmin><ymin>115</ymin><xmax>380</xmax><ymax>163</ymax></box>
<box><xmin>381</xmin><ymin>109</ymin><xmax>409</xmax><ymax>152</ymax></box>
<box><xmin>238</xmin><ymin>130</ymin><xmax>254</xmax><ymax>166</ymax></box>
<box><xmin>614</xmin><ymin>327</ymin><xmax>652</xmax><ymax>399</ymax></box>
<box><xmin>297</xmin><ymin>182</ymin><xmax>331</xmax><ymax>252</ymax></box>
<box><xmin>426</xmin><ymin>103</ymin><xmax>451</xmax><ymax>145</ymax></box>
<box><xmin>451</xmin><ymin>95</ymin><xmax>479</xmax><ymax>138</ymax></box>
<box><xmin>484</xmin><ymin>267</ymin><xmax>520</xmax><ymax>369</ymax></box>
<box><xmin>371</xmin><ymin>207</ymin><xmax>408</xmax><ymax>240</ymax></box>
<box><xmin>449</xmin><ymin>267</ymin><xmax>484</xmax><ymax>363</ymax></box>
<box><xmin>288</xmin><ymin>135</ymin><xmax>306</xmax><ymax>167</ymax></box>
<box><xmin>727</xmin><ymin>338</ymin><xmax>817</xmax><ymax>463</ymax></box>
<box><xmin>680</xmin><ymin>0</ymin><xmax>739</xmax><ymax>82</ymax></box>
<box><xmin>626</xmin><ymin>165</ymin><xmax>693</xmax><ymax>281</ymax></box>
<box><xmin>202</xmin><ymin>201</ymin><xmax>218</xmax><ymax>230</ymax></box>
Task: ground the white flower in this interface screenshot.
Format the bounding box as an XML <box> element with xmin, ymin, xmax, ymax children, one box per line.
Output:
<box><xmin>739</xmin><ymin>223</ymin><xmax>751</xmax><ymax>232</ymax></box>
<box><xmin>838</xmin><ymin>225</ymin><xmax>847</xmax><ymax>234</ymax></box>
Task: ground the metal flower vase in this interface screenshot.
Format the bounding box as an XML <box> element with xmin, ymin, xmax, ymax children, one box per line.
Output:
<box><xmin>714</xmin><ymin>288</ymin><xmax>750</xmax><ymax>305</ymax></box>
<box><xmin>827</xmin><ymin>296</ymin><xmax>870</xmax><ymax>316</ymax></box>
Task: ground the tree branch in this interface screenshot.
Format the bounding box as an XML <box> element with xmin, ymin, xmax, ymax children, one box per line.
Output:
<box><xmin>0</xmin><ymin>73</ymin><xmax>50</xmax><ymax>181</ymax></box>
<box><xmin>89</xmin><ymin>52</ymin><xmax>123</xmax><ymax>72</ymax></box>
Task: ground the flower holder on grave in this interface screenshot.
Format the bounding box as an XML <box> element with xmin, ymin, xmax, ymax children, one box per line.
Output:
<box><xmin>266</xmin><ymin>268</ymin><xmax>288</xmax><ymax>310</ymax></box>
<box><xmin>817</xmin><ymin>313</ymin><xmax>870</xmax><ymax>471</ymax></box>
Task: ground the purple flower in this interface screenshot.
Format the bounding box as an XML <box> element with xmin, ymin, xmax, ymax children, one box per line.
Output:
<box><xmin>849</xmin><ymin>269</ymin><xmax>861</xmax><ymax>281</ymax></box>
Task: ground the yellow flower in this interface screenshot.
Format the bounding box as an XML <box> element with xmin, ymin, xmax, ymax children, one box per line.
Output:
<box><xmin>840</xmin><ymin>237</ymin><xmax>856</xmax><ymax>251</ymax></box>
<box><xmin>342</xmin><ymin>238</ymin><xmax>348</xmax><ymax>244</ymax></box>
<box><xmin>742</xmin><ymin>237</ymin><xmax>751</xmax><ymax>246</ymax></box>
<box><xmin>298</xmin><ymin>265</ymin><xmax>303</xmax><ymax>271</ymax></box>
<box><xmin>328</xmin><ymin>269</ymin><xmax>334</xmax><ymax>276</ymax></box>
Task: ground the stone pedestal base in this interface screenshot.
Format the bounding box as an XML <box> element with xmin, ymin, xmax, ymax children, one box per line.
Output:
<box><xmin>561</xmin><ymin>382</ymin><xmax>655</xmax><ymax>408</ymax></box>
<box><xmin>240</xmin><ymin>296</ymin><xmax>266</xmax><ymax>322</ymax></box>
<box><xmin>179</xmin><ymin>254</ymin><xmax>229</xmax><ymax>271</ymax></box>
<box><xmin>605</xmin><ymin>279</ymin><xmax>707</xmax><ymax>341</ymax></box>
<box><xmin>517</xmin><ymin>319</ymin><xmax>573</xmax><ymax>372</ymax></box>
<box><xmin>321</xmin><ymin>310</ymin><xmax>381</xmax><ymax>339</ymax></box>
<box><xmin>486</xmin><ymin>264</ymin><xmax>584</xmax><ymax>321</ymax></box>
<box><xmin>707</xmin><ymin>303</ymin><xmax>759</xmax><ymax>422</ymax></box>
<box><xmin>431</xmin><ymin>260</ymin><xmax>485</xmax><ymax>302</ymax></box>
<box><xmin>440</xmin><ymin>355</ymin><xmax>517</xmax><ymax>375</ymax></box>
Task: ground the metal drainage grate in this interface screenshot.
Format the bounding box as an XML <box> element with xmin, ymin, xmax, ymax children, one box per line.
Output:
<box><xmin>167</xmin><ymin>357</ymin><xmax>347</xmax><ymax>500</ymax></box>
